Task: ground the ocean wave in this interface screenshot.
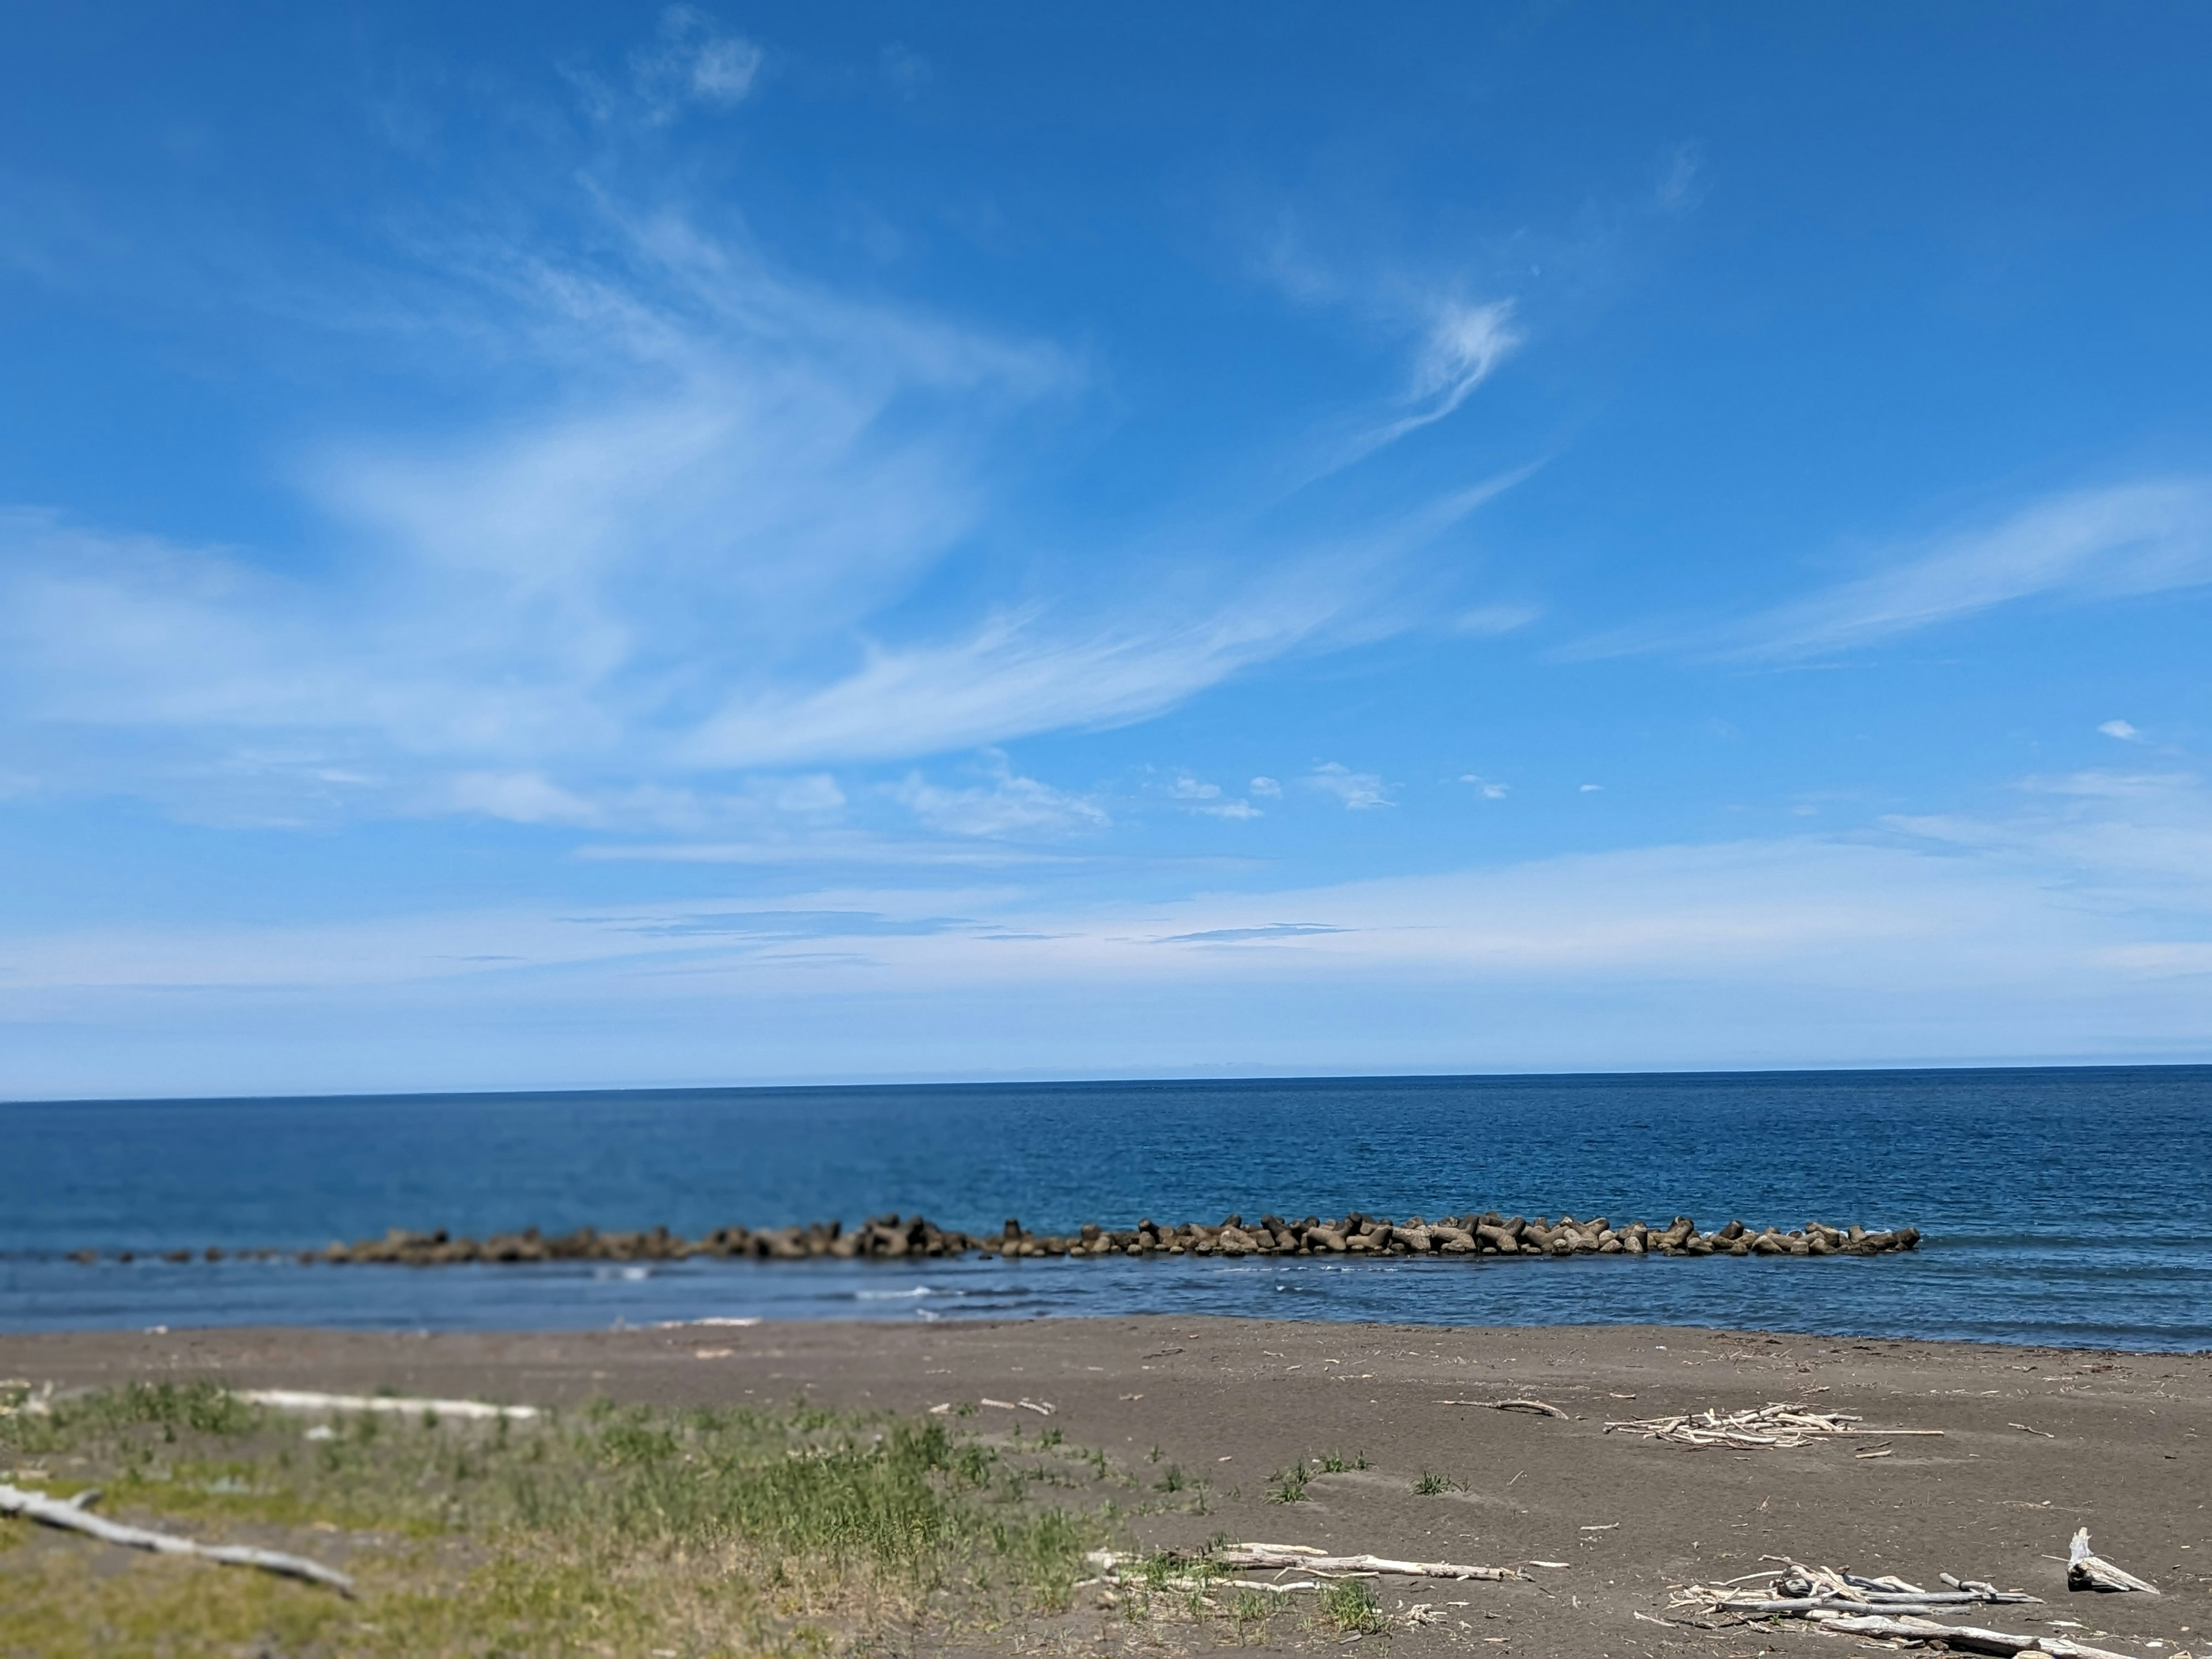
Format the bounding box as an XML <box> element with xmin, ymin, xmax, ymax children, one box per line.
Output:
<box><xmin>853</xmin><ymin>1285</ymin><xmax>963</xmax><ymax>1300</ymax></box>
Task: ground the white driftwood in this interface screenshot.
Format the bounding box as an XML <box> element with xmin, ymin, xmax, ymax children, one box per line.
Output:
<box><xmin>2067</xmin><ymin>1528</ymin><xmax>2158</xmax><ymax>1594</ymax></box>
<box><xmin>232</xmin><ymin>1388</ymin><xmax>536</xmax><ymax>1421</ymax></box>
<box><xmin>1815</xmin><ymin>1613</ymin><xmax>2135</xmax><ymax>1659</ymax></box>
<box><xmin>1606</xmin><ymin>1402</ymin><xmax>1940</xmax><ymax>1449</ymax></box>
<box><xmin>1218</xmin><ymin>1543</ymin><xmax>1527</xmax><ymax>1582</ymax></box>
<box><xmin>1721</xmin><ymin>1595</ymin><xmax>2035</xmax><ymax>1615</ymax></box>
<box><xmin>1</xmin><ymin>1482</ymin><xmax>354</xmax><ymax>1594</ymax></box>
<box><xmin>1435</xmin><ymin>1397</ymin><xmax>1569</xmax><ymax>1419</ymax></box>
<box><xmin>1675</xmin><ymin>1560</ymin><xmax>2040</xmax><ymax>1622</ymax></box>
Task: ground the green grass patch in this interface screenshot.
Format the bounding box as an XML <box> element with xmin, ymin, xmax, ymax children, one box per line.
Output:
<box><xmin>1318</xmin><ymin>1577</ymin><xmax>1386</xmax><ymax>1634</ymax></box>
<box><xmin>1</xmin><ymin>1380</ymin><xmax>1123</xmax><ymax>1656</ymax></box>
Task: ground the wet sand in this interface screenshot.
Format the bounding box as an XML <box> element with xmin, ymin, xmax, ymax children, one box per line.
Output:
<box><xmin>3</xmin><ymin>1317</ymin><xmax>2207</xmax><ymax>1656</ymax></box>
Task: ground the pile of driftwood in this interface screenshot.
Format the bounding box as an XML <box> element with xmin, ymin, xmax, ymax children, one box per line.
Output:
<box><xmin>1605</xmin><ymin>1402</ymin><xmax>1944</xmax><ymax>1449</ymax></box>
<box><xmin>1668</xmin><ymin>1537</ymin><xmax>2160</xmax><ymax>1657</ymax></box>
<box><xmin>66</xmin><ymin>1210</ymin><xmax>1922</xmax><ymax>1267</ymax></box>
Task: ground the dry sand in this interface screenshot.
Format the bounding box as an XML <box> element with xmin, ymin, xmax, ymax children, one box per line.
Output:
<box><xmin>3</xmin><ymin>1317</ymin><xmax>2207</xmax><ymax>1656</ymax></box>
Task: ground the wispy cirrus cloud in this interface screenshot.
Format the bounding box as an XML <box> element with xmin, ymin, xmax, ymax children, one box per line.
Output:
<box><xmin>1562</xmin><ymin>478</ymin><xmax>2212</xmax><ymax>664</ymax></box>
<box><xmin>632</xmin><ymin>6</ymin><xmax>764</xmax><ymax>116</ymax></box>
<box><xmin>563</xmin><ymin>6</ymin><xmax>764</xmax><ymax>124</ymax></box>
<box><xmin>1734</xmin><ymin>479</ymin><xmax>2212</xmax><ymax>657</ymax></box>
<box><xmin>1320</xmin><ymin>299</ymin><xmax>1523</xmax><ymax>475</ymax></box>
<box><xmin>0</xmin><ymin>10</ymin><xmax>1544</xmax><ymax>839</ymax></box>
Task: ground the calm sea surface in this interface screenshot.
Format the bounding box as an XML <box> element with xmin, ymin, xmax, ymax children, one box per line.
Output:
<box><xmin>3</xmin><ymin>1068</ymin><xmax>2208</xmax><ymax>1351</ymax></box>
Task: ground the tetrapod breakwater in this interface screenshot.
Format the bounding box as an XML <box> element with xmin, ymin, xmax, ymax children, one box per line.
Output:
<box><xmin>65</xmin><ymin>1210</ymin><xmax>1924</xmax><ymax>1267</ymax></box>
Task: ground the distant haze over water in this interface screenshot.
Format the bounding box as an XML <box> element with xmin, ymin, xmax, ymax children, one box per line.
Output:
<box><xmin>3</xmin><ymin>1067</ymin><xmax>2207</xmax><ymax>1351</ymax></box>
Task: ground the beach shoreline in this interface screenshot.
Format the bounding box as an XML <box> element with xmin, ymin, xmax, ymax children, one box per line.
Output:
<box><xmin>5</xmin><ymin>1316</ymin><xmax>2206</xmax><ymax>1654</ymax></box>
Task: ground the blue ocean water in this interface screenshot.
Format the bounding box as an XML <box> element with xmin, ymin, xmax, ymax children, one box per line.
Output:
<box><xmin>2</xmin><ymin>1068</ymin><xmax>2207</xmax><ymax>1351</ymax></box>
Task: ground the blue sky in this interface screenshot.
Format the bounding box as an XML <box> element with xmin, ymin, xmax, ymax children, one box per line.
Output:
<box><xmin>5</xmin><ymin>3</ymin><xmax>2211</xmax><ymax>1097</ymax></box>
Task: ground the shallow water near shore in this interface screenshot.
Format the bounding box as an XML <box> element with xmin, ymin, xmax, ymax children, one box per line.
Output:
<box><xmin>4</xmin><ymin>1066</ymin><xmax>2209</xmax><ymax>1350</ymax></box>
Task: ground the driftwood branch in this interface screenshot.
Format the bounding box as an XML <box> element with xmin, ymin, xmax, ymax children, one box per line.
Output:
<box><xmin>1216</xmin><ymin>1543</ymin><xmax>1528</xmax><ymax>1582</ymax></box>
<box><xmin>1086</xmin><ymin>1543</ymin><xmax>1527</xmax><ymax>1586</ymax></box>
<box><xmin>1816</xmin><ymin>1613</ymin><xmax>2134</xmax><ymax>1659</ymax></box>
<box><xmin>1435</xmin><ymin>1397</ymin><xmax>1569</xmax><ymax>1419</ymax></box>
<box><xmin>1</xmin><ymin>1482</ymin><xmax>354</xmax><ymax>1595</ymax></box>
<box><xmin>2067</xmin><ymin>1528</ymin><xmax>2158</xmax><ymax>1594</ymax></box>
<box><xmin>233</xmin><ymin>1388</ymin><xmax>535</xmax><ymax>1421</ymax></box>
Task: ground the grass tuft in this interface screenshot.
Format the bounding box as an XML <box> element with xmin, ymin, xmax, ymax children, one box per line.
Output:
<box><xmin>1318</xmin><ymin>1576</ymin><xmax>1386</xmax><ymax>1633</ymax></box>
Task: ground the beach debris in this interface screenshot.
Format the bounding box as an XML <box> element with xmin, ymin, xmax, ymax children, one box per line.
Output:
<box><xmin>1606</xmin><ymin>1402</ymin><xmax>1940</xmax><ymax>1449</ymax></box>
<box><xmin>1216</xmin><ymin>1544</ymin><xmax>1529</xmax><ymax>1582</ymax></box>
<box><xmin>1812</xmin><ymin>1613</ymin><xmax>2135</xmax><ymax>1657</ymax></box>
<box><xmin>0</xmin><ymin>1380</ymin><xmax>52</xmax><ymax>1418</ymax></box>
<box><xmin>654</xmin><ymin>1316</ymin><xmax>760</xmax><ymax>1328</ymax></box>
<box><xmin>1</xmin><ymin>1480</ymin><xmax>355</xmax><ymax>1595</ymax></box>
<box><xmin>1085</xmin><ymin>1543</ymin><xmax>1528</xmax><ymax>1589</ymax></box>
<box><xmin>1436</xmin><ymin>1397</ymin><xmax>1570</xmax><ymax>1418</ymax></box>
<box><xmin>63</xmin><ymin>1210</ymin><xmax>1923</xmax><ymax>1267</ymax></box>
<box><xmin>1660</xmin><ymin>1563</ymin><xmax>2136</xmax><ymax>1651</ymax></box>
<box><xmin>2068</xmin><ymin>1529</ymin><xmax>2160</xmax><ymax>1594</ymax></box>
<box><xmin>232</xmin><ymin>1388</ymin><xmax>536</xmax><ymax>1421</ymax></box>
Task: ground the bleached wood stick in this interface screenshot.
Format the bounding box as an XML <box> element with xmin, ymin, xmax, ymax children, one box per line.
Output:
<box><xmin>1218</xmin><ymin>1544</ymin><xmax>1527</xmax><ymax>1582</ymax></box>
<box><xmin>2066</xmin><ymin>1528</ymin><xmax>2158</xmax><ymax>1594</ymax></box>
<box><xmin>2038</xmin><ymin>1639</ymin><xmax>2144</xmax><ymax>1659</ymax></box>
<box><xmin>1719</xmin><ymin>1592</ymin><xmax>2037</xmax><ymax>1614</ymax></box>
<box><xmin>1812</xmin><ymin>1613</ymin><xmax>2034</xmax><ymax>1653</ymax></box>
<box><xmin>1</xmin><ymin>1482</ymin><xmax>354</xmax><ymax>1595</ymax></box>
<box><xmin>232</xmin><ymin>1388</ymin><xmax>536</xmax><ymax>1421</ymax></box>
<box><xmin>1435</xmin><ymin>1397</ymin><xmax>1569</xmax><ymax>1419</ymax></box>
<box><xmin>1814</xmin><ymin>1615</ymin><xmax>2136</xmax><ymax>1659</ymax></box>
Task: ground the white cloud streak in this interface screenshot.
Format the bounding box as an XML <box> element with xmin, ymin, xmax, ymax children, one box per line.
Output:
<box><xmin>1330</xmin><ymin>299</ymin><xmax>1522</xmax><ymax>471</ymax></box>
<box><xmin>1734</xmin><ymin>479</ymin><xmax>2212</xmax><ymax>657</ymax></box>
